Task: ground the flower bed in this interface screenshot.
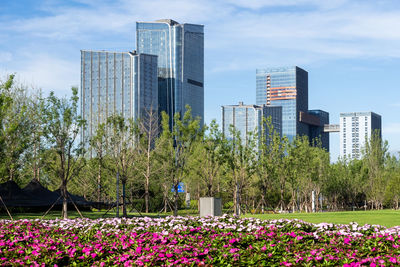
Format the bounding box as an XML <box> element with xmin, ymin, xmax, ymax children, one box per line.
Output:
<box><xmin>1</xmin><ymin>215</ymin><xmax>400</xmax><ymax>266</ymax></box>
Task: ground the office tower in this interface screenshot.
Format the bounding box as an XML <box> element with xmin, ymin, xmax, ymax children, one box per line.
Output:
<box><xmin>136</xmin><ymin>19</ymin><xmax>204</xmax><ymax>126</ymax></box>
<box><xmin>256</xmin><ymin>66</ymin><xmax>308</xmax><ymax>142</ymax></box>
<box><xmin>221</xmin><ymin>102</ymin><xmax>282</xmax><ymax>146</ymax></box>
<box><xmin>256</xmin><ymin>66</ymin><xmax>330</xmax><ymax>151</ymax></box>
<box><xmin>80</xmin><ymin>50</ymin><xmax>158</xmax><ymax>145</ymax></box>
<box><xmin>340</xmin><ymin>112</ymin><xmax>382</xmax><ymax>160</ymax></box>
<box><xmin>308</xmin><ymin>110</ymin><xmax>330</xmax><ymax>149</ymax></box>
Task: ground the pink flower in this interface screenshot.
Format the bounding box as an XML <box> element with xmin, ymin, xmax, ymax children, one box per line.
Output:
<box><xmin>229</xmin><ymin>248</ymin><xmax>239</xmax><ymax>253</ymax></box>
<box><xmin>261</xmin><ymin>245</ymin><xmax>267</xmax><ymax>252</ymax></box>
<box><xmin>344</xmin><ymin>238</ymin><xmax>351</xmax><ymax>245</ymax></box>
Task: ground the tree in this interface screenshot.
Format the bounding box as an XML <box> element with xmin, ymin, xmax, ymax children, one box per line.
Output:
<box><xmin>0</xmin><ymin>75</ymin><xmax>32</xmax><ymax>182</ymax></box>
<box><xmin>157</xmin><ymin>106</ymin><xmax>202</xmax><ymax>216</ymax></box>
<box><xmin>89</xmin><ymin>122</ymin><xmax>107</xmax><ymax>204</ymax></box>
<box><xmin>362</xmin><ymin>131</ymin><xmax>389</xmax><ymax>209</ymax></box>
<box><xmin>41</xmin><ymin>87</ymin><xmax>86</xmax><ymax>219</ymax></box>
<box><xmin>225</xmin><ymin>126</ymin><xmax>257</xmax><ymax>216</ymax></box>
<box><xmin>132</xmin><ymin>108</ymin><xmax>160</xmax><ymax>213</ymax></box>
<box><xmin>106</xmin><ymin>114</ymin><xmax>137</xmax><ymax>217</ymax></box>
<box><xmin>0</xmin><ymin>75</ymin><xmax>14</xmax><ymax>163</ymax></box>
<box><xmin>188</xmin><ymin>120</ymin><xmax>226</xmax><ymax>197</ymax></box>
<box><xmin>255</xmin><ymin>117</ymin><xmax>286</xmax><ymax>213</ymax></box>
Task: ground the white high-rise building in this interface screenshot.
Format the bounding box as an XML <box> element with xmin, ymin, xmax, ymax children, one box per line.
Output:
<box><xmin>339</xmin><ymin>112</ymin><xmax>382</xmax><ymax>160</ymax></box>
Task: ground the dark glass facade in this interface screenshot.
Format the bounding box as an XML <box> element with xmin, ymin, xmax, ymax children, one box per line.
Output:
<box><xmin>136</xmin><ymin>20</ymin><xmax>204</xmax><ymax>126</ymax></box>
<box><xmin>256</xmin><ymin>66</ymin><xmax>308</xmax><ymax>142</ymax></box>
<box><xmin>308</xmin><ymin>109</ymin><xmax>330</xmax><ymax>150</ymax></box>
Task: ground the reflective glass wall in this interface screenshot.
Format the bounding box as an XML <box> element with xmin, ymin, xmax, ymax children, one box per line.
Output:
<box><xmin>81</xmin><ymin>51</ymin><xmax>158</xmax><ymax>150</ymax></box>
<box><xmin>256</xmin><ymin>66</ymin><xmax>308</xmax><ymax>142</ymax></box>
<box><xmin>137</xmin><ymin>20</ymin><xmax>204</xmax><ymax>126</ymax></box>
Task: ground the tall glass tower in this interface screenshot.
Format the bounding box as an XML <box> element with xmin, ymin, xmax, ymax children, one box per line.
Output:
<box><xmin>256</xmin><ymin>66</ymin><xmax>308</xmax><ymax>142</ymax></box>
<box><xmin>80</xmin><ymin>50</ymin><xmax>158</xmax><ymax>147</ymax></box>
<box><xmin>136</xmin><ymin>19</ymin><xmax>204</xmax><ymax>126</ymax></box>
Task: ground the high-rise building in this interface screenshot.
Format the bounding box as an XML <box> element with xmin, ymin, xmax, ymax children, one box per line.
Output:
<box><xmin>256</xmin><ymin>66</ymin><xmax>308</xmax><ymax>142</ymax></box>
<box><xmin>256</xmin><ymin>66</ymin><xmax>330</xmax><ymax>151</ymax></box>
<box><xmin>221</xmin><ymin>102</ymin><xmax>282</xmax><ymax>146</ymax></box>
<box><xmin>80</xmin><ymin>50</ymin><xmax>158</xmax><ymax>145</ymax></box>
<box><xmin>340</xmin><ymin>112</ymin><xmax>382</xmax><ymax>159</ymax></box>
<box><xmin>136</xmin><ymin>19</ymin><xmax>204</xmax><ymax>126</ymax></box>
<box><xmin>308</xmin><ymin>109</ymin><xmax>330</xmax><ymax>148</ymax></box>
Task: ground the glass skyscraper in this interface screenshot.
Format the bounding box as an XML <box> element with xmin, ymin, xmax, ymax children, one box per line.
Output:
<box><xmin>136</xmin><ymin>19</ymin><xmax>204</xmax><ymax>126</ymax></box>
<box><xmin>221</xmin><ymin>102</ymin><xmax>282</xmax><ymax>146</ymax></box>
<box><xmin>256</xmin><ymin>66</ymin><xmax>308</xmax><ymax>142</ymax></box>
<box><xmin>80</xmin><ymin>50</ymin><xmax>158</xmax><ymax>145</ymax></box>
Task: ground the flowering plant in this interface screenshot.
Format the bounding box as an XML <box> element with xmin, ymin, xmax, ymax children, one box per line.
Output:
<box><xmin>1</xmin><ymin>215</ymin><xmax>399</xmax><ymax>266</ymax></box>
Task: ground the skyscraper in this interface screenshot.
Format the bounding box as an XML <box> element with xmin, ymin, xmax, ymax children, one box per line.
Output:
<box><xmin>136</xmin><ymin>19</ymin><xmax>204</xmax><ymax>126</ymax></box>
<box><xmin>340</xmin><ymin>112</ymin><xmax>382</xmax><ymax>159</ymax></box>
<box><xmin>221</xmin><ymin>102</ymin><xmax>282</xmax><ymax>146</ymax></box>
<box><xmin>256</xmin><ymin>66</ymin><xmax>329</xmax><ymax>150</ymax></box>
<box><xmin>256</xmin><ymin>66</ymin><xmax>308</xmax><ymax>142</ymax></box>
<box><xmin>80</xmin><ymin>50</ymin><xmax>158</xmax><ymax>145</ymax></box>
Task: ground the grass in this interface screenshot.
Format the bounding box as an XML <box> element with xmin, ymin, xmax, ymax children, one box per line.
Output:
<box><xmin>2</xmin><ymin>209</ymin><xmax>400</xmax><ymax>227</ymax></box>
<box><xmin>244</xmin><ymin>210</ymin><xmax>400</xmax><ymax>227</ymax></box>
<box><xmin>0</xmin><ymin>208</ymin><xmax>200</xmax><ymax>220</ymax></box>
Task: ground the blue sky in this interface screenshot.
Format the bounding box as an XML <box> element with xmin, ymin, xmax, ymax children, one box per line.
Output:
<box><xmin>1</xmin><ymin>0</ymin><xmax>400</xmax><ymax>160</ymax></box>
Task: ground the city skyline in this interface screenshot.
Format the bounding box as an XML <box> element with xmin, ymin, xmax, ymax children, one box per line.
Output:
<box><xmin>1</xmin><ymin>0</ymin><xmax>400</xmax><ymax>160</ymax></box>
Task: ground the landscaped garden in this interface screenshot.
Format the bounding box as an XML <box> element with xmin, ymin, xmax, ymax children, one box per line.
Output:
<box><xmin>1</xmin><ymin>214</ymin><xmax>400</xmax><ymax>266</ymax></box>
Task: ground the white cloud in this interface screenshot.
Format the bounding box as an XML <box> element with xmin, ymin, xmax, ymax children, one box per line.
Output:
<box><xmin>384</xmin><ymin>123</ymin><xmax>400</xmax><ymax>135</ymax></box>
<box><xmin>13</xmin><ymin>54</ymin><xmax>79</xmax><ymax>96</ymax></box>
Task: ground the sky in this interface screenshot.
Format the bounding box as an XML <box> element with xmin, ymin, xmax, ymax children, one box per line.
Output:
<box><xmin>1</xmin><ymin>0</ymin><xmax>400</xmax><ymax>160</ymax></box>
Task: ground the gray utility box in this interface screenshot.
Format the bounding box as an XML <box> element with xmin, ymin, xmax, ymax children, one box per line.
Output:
<box><xmin>199</xmin><ymin>197</ymin><xmax>222</xmax><ymax>217</ymax></box>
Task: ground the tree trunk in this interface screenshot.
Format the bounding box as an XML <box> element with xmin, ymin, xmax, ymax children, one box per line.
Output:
<box><xmin>173</xmin><ymin>182</ymin><xmax>179</xmax><ymax>216</ymax></box>
<box><xmin>122</xmin><ymin>180</ymin><xmax>127</xmax><ymax>217</ymax></box>
<box><xmin>234</xmin><ymin>182</ymin><xmax>240</xmax><ymax>216</ymax></box>
<box><xmin>61</xmin><ymin>180</ymin><xmax>68</xmax><ymax>219</ymax></box>
<box><xmin>97</xmin><ymin>162</ymin><xmax>101</xmax><ymax>209</ymax></box>
<box><xmin>145</xmin><ymin>176</ymin><xmax>149</xmax><ymax>213</ymax></box>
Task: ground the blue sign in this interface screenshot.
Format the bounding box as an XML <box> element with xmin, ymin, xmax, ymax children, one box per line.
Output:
<box><xmin>171</xmin><ymin>182</ymin><xmax>185</xmax><ymax>193</ymax></box>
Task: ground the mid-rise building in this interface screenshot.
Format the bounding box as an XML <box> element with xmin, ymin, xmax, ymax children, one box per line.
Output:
<box><xmin>221</xmin><ymin>102</ymin><xmax>282</xmax><ymax>146</ymax></box>
<box><xmin>80</xmin><ymin>50</ymin><xmax>158</xmax><ymax>145</ymax></box>
<box><xmin>340</xmin><ymin>112</ymin><xmax>382</xmax><ymax>159</ymax></box>
<box><xmin>136</xmin><ymin>19</ymin><xmax>204</xmax><ymax>126</ymax></box>
<box><xmin>256</xmin><ymin>66</ymin><xmax>329</xmax><ymax>150</ymax></box>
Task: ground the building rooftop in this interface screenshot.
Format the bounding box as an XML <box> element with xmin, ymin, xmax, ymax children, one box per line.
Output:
<box><xmin>155</xmin><ymin>19</ymin><xmax>179</xmax><ymax>25</ymax></box>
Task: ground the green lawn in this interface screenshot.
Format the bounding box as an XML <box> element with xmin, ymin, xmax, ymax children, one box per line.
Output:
<box><xmin>2</xmin><ymin>209</ymin><xmax>400</xmax><ymax>227</ymax></box>
<box><xmin>0</xmin><ymin>209</ymin><xmax>199</xmax><ymax>220</ymax></box>
<box><xmin>244</xmin><ymin>210</ymin><xmax>400</xmax><ymax>227</ymax></box>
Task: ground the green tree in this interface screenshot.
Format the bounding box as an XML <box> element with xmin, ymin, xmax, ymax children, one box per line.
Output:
<box><xmin>157</xmin><ymin>107</ymin><xmax>202</xmax><ymax>216</ymax></box>
<box><xmin>106</xmin><ymin>114</ymin><xmax>136</xmax><ymax>217</ymax></box>
<box><xmin>225</xmin><ymin>126</ymin><xmax>257</xmax><ymax>216</ymax></box>
<box><xmin>41</xmin><ymin>88</ymin><xmax>86</xmax><ymax>219</ymax></box>
<box><xmin>188</xmin><ymin>120</ymin><xmax>226</xmax><ymax>198</ymax></box>
<box><xmin>0</xmin><ymin>75</ymin><xmax>32</xmax><ymax>182</ymax></box>
<box><xmin>89</xmin><ymin>122</ymin><xmax>108</xmax><ymax>204</ymax></box>
<box><xmin>131</xmin><ymin>108</ymin><xmax>160</xmax><ymax>213</ymax></box>
<box><xmin>362</xmin><ymin>131</ymin><xmax>389</xmax><ymax>209</ymax></box>
<box><xmin>255</xmin><ymin>117</ymin><xmax>287</xmax><ymax>213</ymax></box>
